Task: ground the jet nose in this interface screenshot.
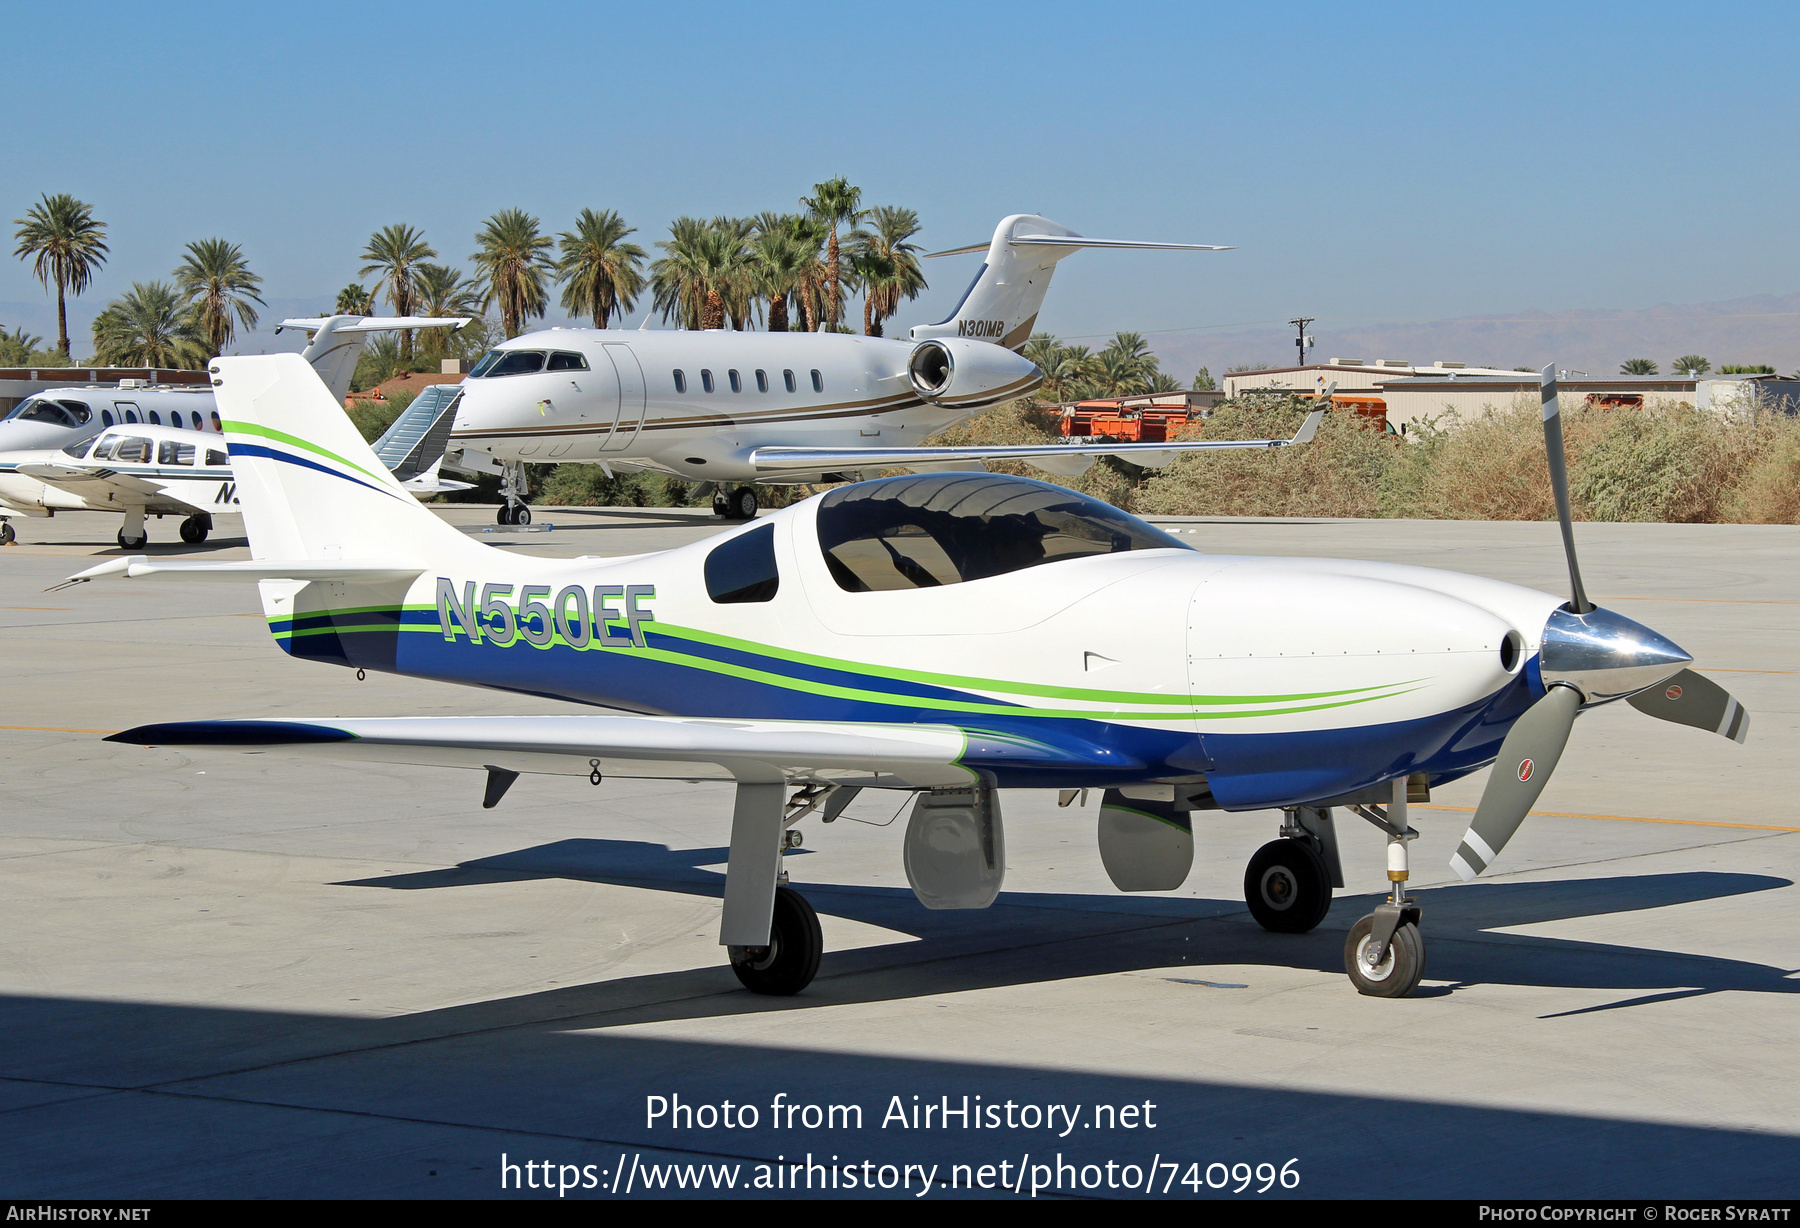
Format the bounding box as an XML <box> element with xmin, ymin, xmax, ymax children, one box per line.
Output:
<box><xmin>1538</xmin><ymin>605</ymin><xmax>1693</xmax><ymax>703</ymax></box>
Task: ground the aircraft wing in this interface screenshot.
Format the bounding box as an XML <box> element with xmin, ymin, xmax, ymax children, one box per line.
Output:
<box><xmin>749</xmin><ymin>410</ymin><xmax>1323</xmax><ymax>476</ymax></box>
<box><xmin>16</xmin><ymin>462</ymin><xmax>205</xmax><ymax>514</ymax></box>
<box><xmin>104</xmin><ymin>714</ymin><xmax>976</xmax><ymax>790</ymax></box>
<box><xmin>58</xmin><ymin>556</ymin><xmax>424</xmax><ymax>587</ymax></box>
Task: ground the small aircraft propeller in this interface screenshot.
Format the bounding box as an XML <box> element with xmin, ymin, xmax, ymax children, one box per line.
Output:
<box><xmin>1449</xmin><ymin>365</ymin><xmax>1749</xmax><ymax>881</ymax></box>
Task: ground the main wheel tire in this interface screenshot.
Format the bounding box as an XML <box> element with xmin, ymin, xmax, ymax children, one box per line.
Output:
<box><xmin>728</xmin><ymin>886</ymin><xmax>822</xmax><ymax>996</ymax></box>
<box><xmin>0</xmin><ymin>522</ymin><xmax>14</xmax><ymax>545</ymax></box>
<box><xmin>1344</xmin><ymin>915</ymin><xmax>1426</xmax><ymax>998</ymax></box>
<box><xmin>514</xmin><ymin>506</ymin><xmax>531</xmax><ymax>526</ymax></box>
<box><xmin>729</xmin><ymin>487</ymin><xmax>759</xmax><ymax>520</ymax></box>
<box><xmin>118</xmin><ymin>528</ymin><xmax>148</xmax><ymax>550</ymax></box>
<box><xmin>496</xmin><ymin>506</ymin><xmax>512</xmax><ymax>525</ymax></box>
<box><xmin>179</xmin><ymin>516</ymin><xmax>209</xmax><ymax>544</ymax></box>
<box><xmin>1244</xmin><ymin>838</ymin><xmax>1332</xmax><ymax>933</ymax></box>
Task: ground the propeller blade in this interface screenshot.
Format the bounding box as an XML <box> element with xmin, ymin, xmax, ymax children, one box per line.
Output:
<box><xmin>1539</xmin><ymin>365</ymin><xmax>1593</xmax><ymax>614</ymax></box>
<box><xmin>1450</xmin><ymin>684</ymin><xmax>1582</xmax><ymax>881</ymax></box>
<box><xmin>1627</xmin><ymin>668</ymin><xmax>1750</xmax><ymax>743</ymax></box>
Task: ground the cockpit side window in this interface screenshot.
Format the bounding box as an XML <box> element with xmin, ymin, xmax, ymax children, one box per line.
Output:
<box><xmin>816</xmin><ymin>474</ymin><xmax>1192</xmax><ymax>593</ymax></box>
<box><xmin>62</xmin><ymin>438</ymin><xmax>93</xmax><ymax>459</ymax></box>
<box><xmin>546</xmin><ymin>351</ymin><xmax>589</xmax><ymax>371</ymax></box>
<box><xmin>705</xmin><ymin>523</ymin><xmax>780</xmax><ymax>604</ymax></box>
<box><xmin>472</xmin><ymin>350</ymin><xmax>546</xmax><ymax>377</ymax></box>
<box><xmin>56</xmin><ymin>400</ymin><xmax>92</xmax><ymax>424</ymax></box>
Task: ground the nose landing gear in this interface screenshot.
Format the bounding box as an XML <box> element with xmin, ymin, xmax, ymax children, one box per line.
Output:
<box><xmin>497</xmin><ymin>460</ymin><xmax>531</xmax><ymax>525</ymax></box>
<box><xmin>1344</xmin><ymin>779</ymin><xmax>1427</xmax><ymax>997</ymax></box>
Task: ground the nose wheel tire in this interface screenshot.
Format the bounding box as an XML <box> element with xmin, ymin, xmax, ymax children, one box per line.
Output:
<box><xmin>1345</xmin><ymin>915</ymin><xmax>1426</xmax><ymax>997</ymax></box>
<box><xmin>728</xmin><ymin>886</ymin><xmax>822</xmax><ymax>996</ymax></box>
<box><xmin>117</xmin><ymin>528</ymin><xmax>148</xmax><ymax>550</ymax></box>
<box><xmin>1244</xmin><ymin>838</ymin><xmax>1332</xmax><ymax>933</ymax></box>
<box><xmin>178</xmin><ymin>515</ymin><xmax>210</xmax><ymax>544</ymax></box>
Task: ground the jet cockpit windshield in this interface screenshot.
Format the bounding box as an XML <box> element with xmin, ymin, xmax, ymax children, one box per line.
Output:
<box><xmin>468</xmin><ymin>350</ymin><xmax>547</xmax><ymax>378</ymax></box>
<box><xmin>816</xmin><ymin>473</ymin><xmax>1191</xmax><ymax>593</ymax></box>
<box><xmin>7</xmin><ymin>396</ymin><xmax>91</xmax><ymax>427</ymax></box>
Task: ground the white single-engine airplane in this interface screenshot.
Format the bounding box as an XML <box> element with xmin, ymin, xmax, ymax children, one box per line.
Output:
<box><xmin>444</xmin><ymin>215</ymin><xmax>1269</xmax><ymax>524</ymax></box>
<box><xmin>65</xmin><ymin>355</ymin><xmax>1747</xmax><ymax>998</ymax></box>
<box><xmin>0</xmin><ymin>316</ymin><xmax>467</xmax><ymax>547</ymax></box>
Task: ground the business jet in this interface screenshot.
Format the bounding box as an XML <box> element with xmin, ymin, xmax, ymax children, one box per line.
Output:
<box><xmin>446</xmin><ymin>214</ymin><xmax>1244</xmax><ymax>524</ymax></box>
<box><xmin>63</xmin><ymin>355</ymin><xmax>1747</xmax><ymax>998</ymax></box>
<box><xmin>0</xmin><ymin>315</ymin><xmax>465</xmax><ymax>546</ymax></box>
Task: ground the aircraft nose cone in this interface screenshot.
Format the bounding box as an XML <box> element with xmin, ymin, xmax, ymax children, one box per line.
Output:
<box><xmin>1538</xmin><ymin>605</ymin><xmax>1693</xmax><ymax>703</ymax></box>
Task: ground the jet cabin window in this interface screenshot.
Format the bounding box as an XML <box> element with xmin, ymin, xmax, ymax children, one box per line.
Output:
<box><xmin>728</xmin><ymin>369</ymin><xmax>742</xmax><ymax>392</ymax></box>
<box><xmin>546</xmin><ymin>351</ymin><xmax>589</xmax><ymax>371</ymax></box>
<box><xmin>701</xmin><ymin>370</ymin><xmax>715</xmax><ymax>393</ymax></box>
<box><xmin>783</xmin><ymin>369</ymin><xmax>796</xmax><ymax>393</ymax></box>
<box><xmin>470</xmin><ymin>350</ymin><xmax>546</xmax><ymax>377</ymax></box>
<box><xmin>755</xmin><ymin>369</ymin><xmax>769</xmax><ymax>392</ymax></box>
<box><xmin>673</xmin><ymin>370</ymin><xmax>687</xmax><ymax>393</ymax></box>
<box><xmin>816</xmin><ymin>474</ymin><xmax>1191</xmax><ymax>593</ymax></box>
<box><xmin>811</xmin><ymin>369</ymin><xmax>823</xmax><ymax>393</ymax></box>
<box><xmin>705</xmin><ymin>523</ymin><xmax>780</xmax><ymax>604</ymax></box>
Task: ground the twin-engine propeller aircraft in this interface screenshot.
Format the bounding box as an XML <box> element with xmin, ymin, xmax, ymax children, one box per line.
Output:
<box><xmin>444</xmin><ymin>214</ymin><xmax>1269</xmax><ymax>524</ymax></box>
<box><xmin>65</xmin><ymin>356</ymin><xmax>1747</xmax><ymax>997</ymax></box>
<box><xmin>0</xmin><ymin>315</ymin><xmax>467</xmax><ymax>546</ymax></box>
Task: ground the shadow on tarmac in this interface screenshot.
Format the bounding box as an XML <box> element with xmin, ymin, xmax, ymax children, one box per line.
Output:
<box><xmin>2</xmin><ymin>840</ymin><xmax>1794</xmax><ymax>1198</ymax></box>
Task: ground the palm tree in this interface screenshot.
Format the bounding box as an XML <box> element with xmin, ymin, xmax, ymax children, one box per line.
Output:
<box><xmin>749</xmin><ymin>228</ymin><xmax>812</xmax><ymax>332</ymax></box>
<box><xmin>174</xmin><ymin>238</ymin><xmax>264</xmax><ymax>357</ymax></box>
<box><xmin>555</xmin><ymin>208</ymin><xmax>647</xmax><ymax>328</ymax></box>
<box><xmin>1620</xmin><ymin>358</ymin><xmax>1658</xmax><ymax>375</ymax></box>
<box><xmin>1672</xmin><ymin>355</ymin><xmax>1711</xmax><ymax>376</ymax></box>
<box><xmin>651</xmin><ymin>218</ymin><xmax>749</xmax><ymax>331</ymax></box>
<box><xmin>799</xmin><ymin>177</ymin><xmax>865</xmax><ymax>331</ymax></box>
<box><xmin>335</xmin><ymin>283</ymin><xmax>376</xmax><ymax>316</ymax></box>
<box><xmin>359</xmin><ymin>224</ymin><xmax>436</xmax><ymax>356</ymax></box>
<box><xmin>710</xmin><ymin>216</ymin><xmax>758</xmax><ymax>330</ymax></box>
<box><xmin>12</xmin><ymin>193</ymin><xmax>108</xmax><ymax>357</ymax></box>
<box><xmin>755</xmin><ymin>212</ymin><xmax>830</xmax><ymax>331</ymax></box>
<box><xmin>1022</xmin><ymin>333</ymin><xmax>1097</xmax><ymax>401</ymax></box>
<box><xmin>91</xmin><ymin>281</ymin><xmax>208</xmax><ymax>369</ymax></box>
<box><xmin>471</xmin><ymin>209</ymin><xmax>554</xmax><ymax>338</ymax></box>
<box><xmin>412</xmin><ymin>264</ymin><xmax>484</xmax><ymax>356</ymax></box>
<box><xmin>847</xmin><ymin>206</ymin><xmax>926</xmax><ymax>337</ymax></box>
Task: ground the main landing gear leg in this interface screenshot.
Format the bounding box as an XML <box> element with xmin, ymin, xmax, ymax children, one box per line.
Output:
<box><xmin>724</xmin><ymin>781</ymin><xmax>821</xmax><ymax>995</ymax></box>
<box><xmin>117</xmin><ymin>506</ymin><xmax>148</xmax><ymax>551</ymax></box>
<box><xmin>1245</xmin><ymin>806</ymin><xmax>1337</xmax><ymax>933</ymax></box>
<box><xmin>1346</xmin><ymin>779</ymin><xmax>1426</xmax><ymax>997</ymax></box>
<box><xmin>497</xmin><ymin>460</ymin><xmax>531</xmax><ymax>526</ymax></box>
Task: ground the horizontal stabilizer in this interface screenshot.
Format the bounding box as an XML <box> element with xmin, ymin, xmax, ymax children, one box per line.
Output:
<box><xmin>275</xmin><ymin>316</ymin><xmax>470</xmax><ymax>335</ymax></box>
<box><xmin>749</xmin><ymin>410</ymin><xmax>1323</xmax><ymax>473</ymax></box>
<box><xmin>59</xmin><ymin>556</ymin><xmax>424</xmax><ymax>587</ymax></box>
<box><xmin>104</xmin><ymin>714</ymin><xmax>975</xmax><ymax>789</ymax></box>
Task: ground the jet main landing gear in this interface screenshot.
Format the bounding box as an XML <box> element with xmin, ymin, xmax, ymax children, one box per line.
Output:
<box><xmin>714</xmin><ymin>486</ymin><xmax>759</xmax><ymax>521</ymax></box>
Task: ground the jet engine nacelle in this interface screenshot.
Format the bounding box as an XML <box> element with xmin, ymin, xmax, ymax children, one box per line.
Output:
<box><xmin>906</xmin><ymin>338</ymin><xmax>1043</xmax><ymax>409</ymax></box>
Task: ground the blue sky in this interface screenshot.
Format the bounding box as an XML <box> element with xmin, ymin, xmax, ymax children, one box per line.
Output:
<box><xmin>5</xmin><ymin>0</ymin><xmax>1797</xmax><ymax>352</ymax></box>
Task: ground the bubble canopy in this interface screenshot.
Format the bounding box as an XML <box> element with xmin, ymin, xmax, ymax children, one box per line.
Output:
<box><xmin>815</xmin><ymin>473</ymin><xmax>1192</xmax><ymax>593</ymax></box>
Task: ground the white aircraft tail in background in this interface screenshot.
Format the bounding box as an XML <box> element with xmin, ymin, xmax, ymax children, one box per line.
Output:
<box><xmin>909</xmin><ymin>214</ymin><xmax>1232</xmax><ymax>352</ymax></box>
<box><xmin>277</xmin><ymin>315</ymin><xmax>471</xmax><ymax>405</ymax></box>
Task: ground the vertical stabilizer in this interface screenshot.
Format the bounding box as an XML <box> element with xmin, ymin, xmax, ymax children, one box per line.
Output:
<box><xmin>909</xmin><ymin>216</ymin><xmax>1230</xmax><ymax>352</ymax></box>
<box><xmin>210</xmin><ymin>354</ymin><xmax>476</xmax><ymax>564</ymax></box>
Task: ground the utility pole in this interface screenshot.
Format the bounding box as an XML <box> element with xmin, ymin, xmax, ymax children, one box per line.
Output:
<box><xmin>1290</xmin><ymin>317</ymin><xmax>1315</xmax><ymax>368</ymax></box>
